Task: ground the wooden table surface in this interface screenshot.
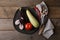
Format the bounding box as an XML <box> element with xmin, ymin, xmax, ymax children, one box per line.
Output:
<box><xmin>0</xmin><ymin>0</ymin><xmax>60</xmax><ymax>40</ymax></box>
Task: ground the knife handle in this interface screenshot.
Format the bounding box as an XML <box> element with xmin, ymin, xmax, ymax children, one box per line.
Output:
<box><xmin>38</xmin><ymin>25</ymin><xmax>45</xmax><ymax>35</ymax></box>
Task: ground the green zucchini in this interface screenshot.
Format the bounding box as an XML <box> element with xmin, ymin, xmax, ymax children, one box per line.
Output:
<box><xmin>26</xmin><ymin>10</ymin><xmax>39</xmax><ymax>28</ymax></box>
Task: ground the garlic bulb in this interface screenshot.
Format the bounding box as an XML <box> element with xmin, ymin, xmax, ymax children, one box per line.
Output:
<box><xmin>19</xmin><ymin>24</ymin><xmax>24</xmax><ymax>30</ymax></box>
<box><xmin>15</xmin><ymin>19</ymin><xmax>20</xmax><ymax>25</ymax></box>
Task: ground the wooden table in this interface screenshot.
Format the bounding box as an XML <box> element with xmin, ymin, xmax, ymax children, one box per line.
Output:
<box><xmin>0</xmin><ymin>0</ymin><xmax>60</xmax><ymax>40</ymax></box>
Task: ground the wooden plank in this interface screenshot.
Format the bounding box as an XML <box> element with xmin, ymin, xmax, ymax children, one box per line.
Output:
<box><xmin>0</xmin><ymin>0</ymin><xmax>42</xmax><ymax>7</ymax></box>
<box><xmin>0</xmin><ymin>31</ymin><xmax>32</xmax><ymax>40</ymax></box>
<box><xmin>0</xmin><ymin>0</ymin><xmax>59</xmax><ymax>7</ymax></box>
<box><xmin>0</xmin><ymin>31</ymin><xmax>44</xmax><ymax>40</ymax></box>
<box><xmin>51</xmin><ymin>19</ymin><xmax>60</xmax><ymax>30</ymax></box>
<box><xmin>48</xmin><ymin>7</ymin><xmax>60</xmax><ymax>18</ymax></box>
<box><xmin>0</xmin><ymin>19</ymin><xmax>60</xmax><ymax>31</ymax></box>
<box><xmin>0</xmin><ymin>7</ymin><xmax>60</xmax><ymax>19</ymax></box>
<box><xmin>48</xmin><ymin>30</ymin><xmax>60</xmax><ymax>40</ymax></box>
<box><xmin>0</xmin><ymin>19</ymin><xmax>15</xmax><ymax>31</ymax></box>
<box><xmin>0</xmin><ymin>30</ymin><xmax>60</xmax><ymax>40</ymax></box>
<box><xmin>45</xmin><ymin>0</ymin><xmax>60</xmax><ymax>7</ymax></box>
<box><xmin>33</xmin><ymin>30</ymin><xmax>60</xmax><ymax>40</ymax></box>
<box><xmin>0</xmin><ymin>7</ymin><xmax>19</xmax><ymax>18</ymax></box>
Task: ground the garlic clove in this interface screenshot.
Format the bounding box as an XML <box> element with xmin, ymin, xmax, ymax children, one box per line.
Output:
<box><xmin>19</xmin><ymin>24</ymin><xmax>24</xmax><ymax>30</ymax></box>
<box><xmin>15</xmin><ymin>19</ymin><xmax>20</xmax><ymax>25</ymax></box>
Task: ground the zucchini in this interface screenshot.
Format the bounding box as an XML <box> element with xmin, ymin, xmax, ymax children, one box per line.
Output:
<box><xmin>26</xmin><ymin>10</ymin><xmax>39</xmax><ymax>28</ymax></box>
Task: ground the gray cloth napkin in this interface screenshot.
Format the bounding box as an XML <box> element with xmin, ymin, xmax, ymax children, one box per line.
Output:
<box><xmin>36</xmin><ymin>1</ymin><xmax>54</xmax><ymax>39</ymax></box>
<box><xmin>43</xmin><ymin>19</ymin><xmax>54</xmax><ymax>39</ymax></box>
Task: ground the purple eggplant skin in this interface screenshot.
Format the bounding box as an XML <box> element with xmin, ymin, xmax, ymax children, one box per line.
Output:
<box><xmin>28</xmin><ymin>8</ymin><xmax>41</xmax><ymax>23</ymax></box>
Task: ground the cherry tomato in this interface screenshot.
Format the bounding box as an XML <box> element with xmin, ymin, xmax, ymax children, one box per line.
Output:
<box><xmin>25</xmin><ymin>23</ymin><xmax>32</xmax><ymax>30</ymax></box>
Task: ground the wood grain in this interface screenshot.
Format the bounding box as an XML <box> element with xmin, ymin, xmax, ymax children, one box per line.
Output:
<box><xmin>51</xmin><ymin>19</ymin><xmax>60</xmax><ymax>30</ymax></box>
<box><xmin>0</xmin><ymin>0</ymin><xmax>60</xmax><ymax>40</ymax></box>
<box><xmin>45</xmin><ymin>0</ymin><xmax>60</xmax><ymax>7</ymax></box>
<box><xmin>0</xmin><ymin>0</ymin><xmax>59</xmax><ymax>7</ymax></box>
<box><xmin>0</xmin><ymin>0</ymin><xmax>42</xmax><ymax>7</ymax></box>
<box><xmin>0</xmin><ymin>7</ymin><xmax>19</xmax><ymax>18</ymax></box>
<box><xmin>48</xmin><ymin>7</ymin><xmax>60</xmax><ymax>18</ymax></box>
<box><xmin>0</xmin><ymin>19</ymin><xmax>15</xmax><ymax>31</ymax></box>
<box><xmin>0</xmin><ymin>31</ymin><xmax>32</xmax><ymax>40</ymax></box>
<box><xmin>0</xmin><ymin>30</ymin><xmax>60</xmax><ymax>40</ymax></box>
<box><xmin>0</xmin><ymin>31</ymin><xmax>44</xmax><ymax>40</ymax></box>
<box><xmin>0</xmin><ymin>19</ymin><xmax>60</xmax><ymax>31</ymax></box>
<box><xmin>0</xmin><ymin>7</ymin><xmax>60</xmax><ymax>19</ymax></box>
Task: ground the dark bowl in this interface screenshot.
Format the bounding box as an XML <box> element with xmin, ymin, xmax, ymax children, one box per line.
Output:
<box><xmin>13</xmin><ymin>7</ymin><xmax>40</xmax><ymax>34</ymax></box>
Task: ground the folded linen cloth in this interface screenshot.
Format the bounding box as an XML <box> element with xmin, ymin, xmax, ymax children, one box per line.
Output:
<box><xmin>43</xmin><ymin>19</ymin><xmax>54</xmax><ymax>39</ymax></box>
<box><xmin>35</xmin><ymin>1</ymin><xmax>54</xmax><ymax>39</ymax></box>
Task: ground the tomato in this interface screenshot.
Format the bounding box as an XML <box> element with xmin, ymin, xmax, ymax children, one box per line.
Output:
<box><xmin>25</xmin><ymin>23</ymin><xmax>32</xmax><ymax>30</ymax></box>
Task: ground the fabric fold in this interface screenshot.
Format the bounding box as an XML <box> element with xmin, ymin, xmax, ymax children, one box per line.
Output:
<box><xmin>43</xmin><ymin>19</ymin><xmax>54</xmax><ymax>39</ymax></box>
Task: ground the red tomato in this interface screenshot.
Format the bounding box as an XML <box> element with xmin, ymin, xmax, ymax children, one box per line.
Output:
<box><xmin>25</xmin><ymin>23</ymin><xmax>32</xmax><ymax>30</ymax></box>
